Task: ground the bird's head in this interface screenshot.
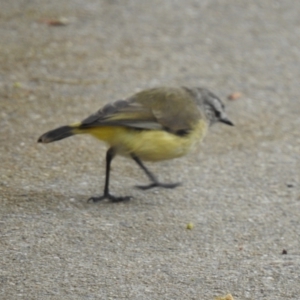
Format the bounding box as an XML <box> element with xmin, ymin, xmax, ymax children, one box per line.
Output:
<box><xmin>195</xmin><ymin>88</ymin><xmax>234</xmax><ymax>127</ymax></box>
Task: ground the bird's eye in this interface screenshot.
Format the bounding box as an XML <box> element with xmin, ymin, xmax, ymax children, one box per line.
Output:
<box><xmin>176</xmin><ymin>129</ymin><xmax>190</xmax><ymax>136</ymax></box>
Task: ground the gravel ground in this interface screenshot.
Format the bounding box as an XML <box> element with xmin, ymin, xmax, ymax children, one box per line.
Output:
<box><xmin>1</xmin><ymin>0</ymin><xmax>300</xmax><ymax>299</ymax></box>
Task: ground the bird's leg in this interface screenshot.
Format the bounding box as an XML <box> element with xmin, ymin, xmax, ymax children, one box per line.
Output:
<box><xmin>131</xmin><ymin>154</ymin><xmax>181</xmax><ymax>190</ymax></box>
<box><xmin>88</xmin><ymin>148</ymin><xmax>132</xmax><ymax>203</ymax></box>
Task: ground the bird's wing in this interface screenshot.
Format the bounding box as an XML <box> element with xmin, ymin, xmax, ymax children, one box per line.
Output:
<box><xmin>80</xmin><ymin>98</ymin><xmax>163</xmax><ymax>130</ymax></box>
<box><xmin>80</xmin><ymin>87</ymin><xmax>201</xmax><ymax>133</ymax></box>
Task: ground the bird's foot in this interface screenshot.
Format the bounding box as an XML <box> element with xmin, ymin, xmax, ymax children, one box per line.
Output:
<box><xmin>88</xmin><ymin>193</ymin><xmax>132</xmax><ymax>203</ymax></box>
<box><xmin>135</xmin><ymin>182</ymin><xmax>181</xmax><ymax>190</ymax></box>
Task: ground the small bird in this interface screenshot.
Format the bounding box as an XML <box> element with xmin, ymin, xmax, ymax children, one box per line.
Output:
<box><xmin>38</xmin><ymin>86</ymin><xmax>233</xmax><ymax>202</ymax></box>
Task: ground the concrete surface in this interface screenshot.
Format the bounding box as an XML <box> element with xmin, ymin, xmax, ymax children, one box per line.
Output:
<box><xmin>1</xmin><ymin>0</ymin><xmax>300</xmax><ymax>299</ymax></box>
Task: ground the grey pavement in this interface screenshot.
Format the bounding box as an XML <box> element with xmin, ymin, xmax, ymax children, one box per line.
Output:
<box><xmin>1</xmin><ymin>0</ymin><xmax>300</xmax><ymax>299</ymax></box>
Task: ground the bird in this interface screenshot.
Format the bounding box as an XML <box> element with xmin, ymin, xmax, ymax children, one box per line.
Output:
<box><xmin>38</xmin><ymin>86</ymin><xmax>233</xmax><ymax>202</ymax></box>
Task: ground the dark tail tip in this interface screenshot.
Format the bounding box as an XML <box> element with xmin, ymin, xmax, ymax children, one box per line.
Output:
<box><xmin>37</xmin><ymin>125</ymin><xmax>74</xmax><ymax>143</ymax></box>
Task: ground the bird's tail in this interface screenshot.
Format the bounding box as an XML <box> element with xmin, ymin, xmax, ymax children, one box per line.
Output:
<box><xmin>38</xmin><ymin>124</ymin><xmax>79</xmax><ymax>143</ymax></box>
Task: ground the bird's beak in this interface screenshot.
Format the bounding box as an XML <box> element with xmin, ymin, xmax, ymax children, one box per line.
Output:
<box><xmin>220</xmin><ymin>117</ymin><xmax>234</xmax><ymax>126</ymax></box>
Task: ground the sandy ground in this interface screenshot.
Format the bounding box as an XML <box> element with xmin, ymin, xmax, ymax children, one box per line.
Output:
<box><xmin>1</xmin><ymin>0</ymin><xmax>300</xmax><ymax>299</ymax></box>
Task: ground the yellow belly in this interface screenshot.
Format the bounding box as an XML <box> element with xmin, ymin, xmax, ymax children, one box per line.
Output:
<box><xmin>76</xmin><ymin>120</ymin><xmax>207</xmax><ymax>162</ymax></box>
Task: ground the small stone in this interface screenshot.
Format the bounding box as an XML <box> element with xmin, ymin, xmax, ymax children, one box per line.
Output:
<box><xmin>215</xmin><ymin>294</ymin><xmax>235</xmax><ymax>300</ymax></box>
<box><xmin>186</xmin><ymin>222</ymin><xmax>194</xmax><ymax>230</ymax></box>
<box><xmin>227</xmin><ymin>92</ymin><xmax>242</xmax><ymax>100</ymax></box>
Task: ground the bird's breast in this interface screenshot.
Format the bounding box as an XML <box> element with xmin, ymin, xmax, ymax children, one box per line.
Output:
<box><xmin>86</xmin><ymin>120</ymin><xmax>208</xmax><ymax>162</ymax></box>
